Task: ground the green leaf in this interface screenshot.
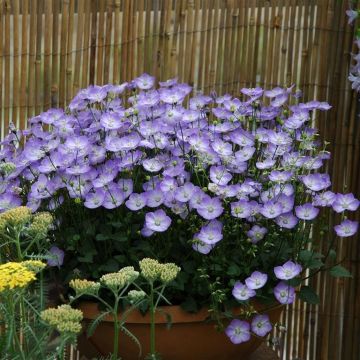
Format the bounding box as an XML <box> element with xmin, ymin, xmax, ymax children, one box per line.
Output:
<box><xmin>156</xmin><ymin>308</ymin><xmax>173</xmax><ymax>329</ymax></box>
<box><xmin>330</xmin><ymin>265</ymin><xmax>352</xmax><ymax>278</ymax></box>
<box><xmin>299</xmin><ymin>286</ymin><xmax>320</xmax><ymax>305</ymax></box>
<box><xmin>226</xmin><ymin>264</ymin><xmax>241</xmax><ymax>277</ymax></box>
<box><xmin>78</xmin><ymin>253</ymin><xmax>95</xmax><ymax>263</ymax></box>
<box><xmin>307</xmin><ymin>258</ymin><xmax>324</xmax><ymax>269</ymax></box>
<box><xmin>99</xmin><ymin>259</ymin><xmax>119</xmax><ymax>272</ymax></box>
<box><xmin>299</xmin><ymin>250</ymin><xmax>324</xmax><ymax>269</ymax></box>
<box><xmin>95</xmin><ymin>233</ymin><xmax>109</xmax><ymax>241</ymax></box>
<box><xmin>328</xmin><ymin>249</ymin><xmax>337</xmax><ymax>261</ymax></box>
<box><xmin>287</xmin><ymin>277</ymin><xmax>302</xmax><ymax>287</ymax></box>
<box><xmin>87</xmin><ymin>311</ymin><xmax>111</xmax><ymax>337</ymax></box>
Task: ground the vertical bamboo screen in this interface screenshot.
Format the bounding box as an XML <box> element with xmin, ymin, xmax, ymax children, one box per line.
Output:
<box><xmin>0</xmin><ymin>1</ymin><xmax>359</xmax><ymax>359</ymax></box>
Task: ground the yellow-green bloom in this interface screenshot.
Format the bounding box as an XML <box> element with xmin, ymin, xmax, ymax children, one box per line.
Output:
<box><xmin>139</xmin><ymin>258</ymin><xmax>162</xmax><ymax>282</ymax></box>
<box><xmin>0</xmin><ymin>206</ymin><xmax>32</xmax><ymax>232</ymax></box>
<box><xmin>28</xmin><ymin>212</ymin><xmax>53</xmax><ymax>238</ymax></box>
<box><xmin>100</xmin><ymin>267</ymin><xmax>139</xmax><ymax>291</ymax></box>
<box><xmin>159</xmin><ymin>263</ymin><xmax>181</xmax><ymax>284</ymax></box>
<box><xmin>127</xmin><ymin>289</ymin><xmax>146</xmax><ymax>304</ymax></box>
<box><xmin>22</xmin><ymin>260</ymin><xmax>46</xmax><ymax>273</ymax></box>
<box><xmin>0</xmin><ymin>262</ymin><xmax>36</xmax><ymax>292</ymax></box>
<box><xmin>41</xmin><ymin>304</ymin><xmax>83</xmax><ymax>335</ymax></box>
<box><xmin>139</xmin><ymin>258</ymin><xmax>180</xmax><ymax>284</ymax></box>
<box><xmin>69</xmin><ymin>279</ymin><xmax>101</xmax><ymax>296</ymax></box>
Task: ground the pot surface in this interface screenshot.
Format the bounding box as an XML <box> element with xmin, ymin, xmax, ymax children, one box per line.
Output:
<box><xmin>79</xmin><ymin>302</ymin><xmax>282</xmax><ymax>360</ymax></box>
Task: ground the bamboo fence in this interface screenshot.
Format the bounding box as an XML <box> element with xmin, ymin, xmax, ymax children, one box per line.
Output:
<box><xmin>0</xmin><ymin>1</ymin><xmax>359</xmax><ymax>359</ymax></box>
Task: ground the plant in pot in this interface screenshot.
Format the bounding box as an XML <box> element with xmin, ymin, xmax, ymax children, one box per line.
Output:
<box><xmin>0</xmin><ymin>74</ymin><xmax>358</xmax><ymax>359</ymax></box>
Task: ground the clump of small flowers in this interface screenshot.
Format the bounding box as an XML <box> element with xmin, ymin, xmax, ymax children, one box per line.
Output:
<box><xmin>139</xmin><ymin>258</ymin><xmax>181</xmax><ymax>284</ymax></box>
<box><xmin>69</xmin><ymin>278</ymin><xmax>101</xmax><ymax>296</ymax></box>
<box><xmin>28</xmin><ymin>211</ymin><xmax>53</xmax><ymax>238</ymax></box>
<box><xmin>1</xmin><ymin>73</ymin><xmax>359</xmax><ymax>347</ymax></box>
<box><xmin>127</xmin><ymin>289</ymin><xmax>147</xmax><ymax>304</ymax></box>
<box><xmin>0</xmin><ymin>261</ymin><xmax>37</xmax><ymax>292</ymax></box>
<box><xmin>100</xmin><ymin>266</ymin><xmax>139</xmax><ymax>290</ymax></box>
<box><xmin>346</xmin><ymin>6</ymin><xmax>360</xmax><ymax>91</ymax></box>
<box><xmin>22</xmin><ymin>259</ymin><xmax>47</xmax><ymax>273</ymax></box>
<box><xmin>0</xmin><ymin>206</ymin><xmax>32</xmax><ymax>232</ymax></box>
<box><xmin>0</xmin><ymin>207</ymin><xmax>57</xmax><ymax>266</ymax></box>
<box><xmin>41</xmin><ymin>304</ymin><xmax>83</xmax><ymax>335</ymax></box>
<box><xmin>139</xmin><ymin>258</ymin><xmax>163</xmax><ymax>282</ymax></box>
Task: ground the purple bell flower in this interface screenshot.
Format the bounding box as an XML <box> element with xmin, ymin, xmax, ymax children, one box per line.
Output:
<box><xmin>251</xmin><ymin>314</ymin><xmax>272</xmax><ymax>337</ymax></box>
<box><xmin>274</xmin><ymin>260</ymin><xmax>302</xmax><ymax>280</ymax></box>
<box><xmin>145</xmin><ymin>209</ymin><xmax>171</xmax><ymax>232</ymax></box>
<box><xmin>225</xmin><ymin>319</ymin><xmax>251</xmax><ymax>344</ymax></box>
<box><xmin>274</xmin><ymin>281</ymin><xmax>296</xmax><ymax>304</ymax></box>
<box><xmin>47</xmin><ymin>246</ymin><xmax>65</xmax><ymax>267</ymax></box>
<box><xmin>334</xmin><ymin>219</ymin><xmax>359</xmax><ymax>237</ymax></box>
<box><xmin>232</xmin><ymin>281</ymin><xmax>256</xmax><ymax>301</ymax></box>
<box><xmin>245</xmin><ymin>271</ymin><xmax>268</xmax><ymax>290</ymax></box>
<box><xmin>295</xmin><ymin>203</ymin><xmax>319</xmax><ymax>220</ymax></box>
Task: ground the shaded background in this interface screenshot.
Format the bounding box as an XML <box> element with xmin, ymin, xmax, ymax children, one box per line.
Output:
<box><xmin>0</xmin><ymin>0</ymin><xmax>359</xmax><ymax>359</ymax></box>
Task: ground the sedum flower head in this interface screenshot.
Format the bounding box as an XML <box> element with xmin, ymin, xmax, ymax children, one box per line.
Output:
<box><xmin>0</xmin><ymin>206</ymin><xmax>32</xmax><ymax>231</ymax></box>
<box><xmin>22</xmin><ymin>260</ymin><xmax>46</xmax><ymax>273</ymax></box>
<box><xmin>28</xmin><ymin>212</ymin><xmax>53</xmax><ymax>238</ymax></box>
<box><xmin>41</xmin><ymin>304</ymin><xmax>83</xmax><ymax>335</ymax></box>
<box><xmin>0</xmin><ymin>262</ymin><xmax>36</xmax><ymax>292</ymax></box>
<box><xmin>127</xmin><ymin>289</ymin><xmax>146</xmax><ymax>304</ymax></box>
<box><xmin>69</xmin><ymin>278</ymin><xmax>101</xmax><ymax>296</ymax></box>
<box><xmin>100</xmin><ymin>266</ymin><xmax>139</xmax><ymax>290</ymax></box>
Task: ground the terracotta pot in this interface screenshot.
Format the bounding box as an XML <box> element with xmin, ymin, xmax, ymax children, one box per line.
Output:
<box><xmin>78</xmin><ymin>301</ymin><xmax>283</xmax><ymax>360</ymax></box>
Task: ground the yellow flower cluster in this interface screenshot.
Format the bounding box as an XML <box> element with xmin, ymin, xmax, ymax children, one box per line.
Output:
<box><xmin>28</xmin><ymin>212</ymin><xmax>53</xmax><ymax>238</ymax></box>
<box><xmin>69</xmin><ymin>279</ymin><xmax>101</xmax><ymax>296</ymax></box>
<box><xmin>0</xmin><ymin>262</ymin><xmax>37</xmax><ymax>293</ymax></box>
<box><xmin>139</xmin><ymin>258</ymin><xmax>181</xmax><ymax>284</ymax></box>
<box><xmin>0</xmin><ymin>207</ymin><xmax>32</xmax><ymax>232</ymax></box>
<box><xmin>41</xmin><ymin>304</ymin><xmax>83</xmax><ymax>335</ymax></box>
<box><xmin>100</xmin><ymin>266</ymin><xmax>139</xmax><ymax>290</ymax></box>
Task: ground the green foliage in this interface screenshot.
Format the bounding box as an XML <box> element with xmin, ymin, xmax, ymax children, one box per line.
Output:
<box><xmin>299</xmin><ymin>286</ymin><xmax>320</xmax><ymax>305</ymax></box>
<box><xmin>329</xmin><ymin>265</ymin><xmax>352</xmax><ymax>278</ymax></box>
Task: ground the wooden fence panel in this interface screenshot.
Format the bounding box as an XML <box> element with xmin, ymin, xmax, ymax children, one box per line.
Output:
<box><xmin>0</xmin><ymin>1</ymin><xmax>359</xmax><ymax>359</ymax></box>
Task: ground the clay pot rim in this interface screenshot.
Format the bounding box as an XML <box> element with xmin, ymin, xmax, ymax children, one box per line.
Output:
<box><xmin>78</xmin><ymin>301</ymin><xmax>282</xmax><ymax>325</ymax></box>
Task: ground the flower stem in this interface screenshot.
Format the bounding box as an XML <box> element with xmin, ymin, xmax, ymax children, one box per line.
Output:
<box><xmin>112</xmin><ymin>297</ymin><xmax>120</xmax><ymax>360</ymax></box>
<box><xmin>149</xmin><ymin>282</ymin><xmax>156</xmax><ymax>356</ymax></box>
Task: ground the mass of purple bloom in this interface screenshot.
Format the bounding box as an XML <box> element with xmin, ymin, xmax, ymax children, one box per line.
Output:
<box><xmin>0</xmin><ymin>73</ymin><xmax>359</xmax><ymax>345</ymax></box>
